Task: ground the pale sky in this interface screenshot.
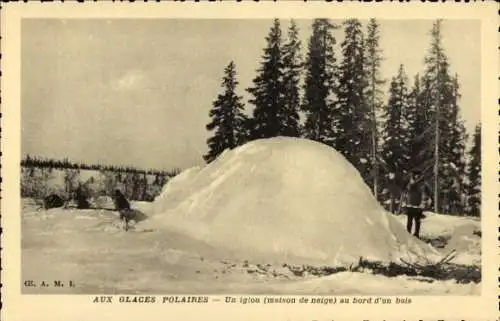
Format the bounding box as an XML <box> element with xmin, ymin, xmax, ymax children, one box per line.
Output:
<box><xmin>22</xmin><ymin>19</ymin><xmax>480</xmax><ymax>171</ymax></box>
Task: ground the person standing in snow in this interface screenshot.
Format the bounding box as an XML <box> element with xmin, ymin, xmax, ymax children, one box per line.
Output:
<box><xmin>402</xmin><ymin>171</ymin><xmax>431</xmax><ymax>238</ymax></box>
<box><xmin>112</xmin><ymin>189</ymin><xmax>133</xmax><ymax>231</ymax></box>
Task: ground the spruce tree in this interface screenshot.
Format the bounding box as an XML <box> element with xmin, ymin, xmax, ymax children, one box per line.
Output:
<box><xmin>63</xmin><ymin>168</ymin><xmax>80</xmax><ymax>200</ymax></box>
<box><xmin>302</xmin><ymin>18</ymin><xmax>338</xmax><ymax>146</ymax></box>
<box><xmin>336</xmin><ymin>19</ymin><xmax>371</xmax><ymax>182</ymax></box>
<box><xmin>406</xmin><ymin>74</ymin><xmax>435</xmax><ymax>182</ymax></box>
<box><xmin>420</xmin><ymin>20</ymin><xmax>468</xmax><ymax>213</ymax></box>
<box><xmin>380</xmin><ymin>65</ymin><xmax>410</xmax><ymax>212</ymax></box>
<box><xmin>281</xmin><ymin>19</ymin><xmax>302</xmax><ymax>137</ymax></box>
<box><xmin>123</xmin><ymin>172</ymin><xmax>135</xmax><ymax>200</ymax></box>
<box><xmin>247</xmin><ymin>19</ymin><xmax>284</xmax><ymax>139</ymax></box>
<box><xmin>466</xmin><ymin>123</ymin><xmax>481</xmax><ymax>217</ymax></box>
<box><xmin>204</xmin><ymin>61</ymin><xmax>247</xmax><ymax>163</ymax></box>
<box><xmin>421</xmin><ymin>21</ymin><xmax>446</xmax><ymax>212</ymax></box>
<box><xmin>364</xmin><ymin>18</ymin><xmax>385</xmax><ymax>200</ymax></box>
<box><xmin>440</xmin><ymin>75</ymin><xmax>468</xmax><ymax>214</ymax></box>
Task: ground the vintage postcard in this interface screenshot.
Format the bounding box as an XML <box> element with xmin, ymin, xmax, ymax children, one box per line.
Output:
<box><xmin>1</xmin><ymin>2</ymin><xmax>498</xmax><ymax>321</ymax></box>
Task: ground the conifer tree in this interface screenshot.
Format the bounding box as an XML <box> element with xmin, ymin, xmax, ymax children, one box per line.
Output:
<box><xmin>336</xmin><ymin>19</ymin><xmax>371</xmax><ymax>182</ymax></box>
<box><xmin>247</xmin><ymin>19</ymin><xmax>284</xmax><ymax>139</ymax></box>
<box><xmin>439</xmin><ymin>75</ymin><xmax>468</xmax><ymax>214</ymax></box>
<box><xmin>123</xmin><ymin>172</ymin><xmax>135</xmax><ymax>200</ymax></box>
<box><xmin>63</xmin><ymin>168</ymin><xmax>80</xmax><ymax>199</ymax></box>
<box><xmin>302</xmin><ymin>18</ymin><xmax>338</xmax><ymax>146</ymax></box>
<box><xmin>466</xmin><ymin>123</ymin><xmax>481</xmax><ymax>216</ymax></box>
<box><xmin>364</xmin><ymin>18</ymin><xmax>385</xmax><ymax>200</ymax></box>
<box><xmin>406</xmin><ymin>74</ymin><xmax>435</xmax><ymax>182</ymax></box>
<box><xmin>380</xmin><ymin>65</ymin><xmax>410</xmax><ymax>212</ymax></box>
<box><xmin>420</xmin><ymin>20</ymin><xmax>468</xmax><ymax>213</ymax></box>
<box><xmin>420</xmin><ymin>21</ymin><xmax>446</xmax><ymax>211</ymax></box>
<box><xmin>281</xmin><ymin>19</ymin><xmax>302</xmax><ymax>137</ymax></box>
<box><xmin>204</xmin><ymin>61</ymin><xmax>247</xmax><ymax>163</ymax></box>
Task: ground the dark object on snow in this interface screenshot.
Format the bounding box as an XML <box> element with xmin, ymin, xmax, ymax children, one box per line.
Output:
<box><xmin>74</xmin><ymin>185</ymin><xmax>90</xmax><ymax>209</ymax></box>
<box><xmin>113</xmin><ymin>189</ymin><xmax>130</xmax><ymax>211</ymax></box>
<box><xmin>113</xmin><ymin>189</ymin><xmax>132</xmax><ymax>231</ymax></box>
<box><xmin>43</xmin><ymin>194</ymin><xmax>65</xmax><ymax>210</ymax></box>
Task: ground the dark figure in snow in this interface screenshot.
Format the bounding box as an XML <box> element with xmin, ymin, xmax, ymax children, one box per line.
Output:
<box><xmin>112</xmin><ymin>189</ymin><xmax>132</xmax><ymax>231</ymax></box>
<box><xmin>402</xmin><ymin>172</ymin><xmax>431</xmax><ymax>238</ymax></box>
<box><xmin>74</xmin><ymin>184</ymin><xmax>90</xmax><ymax>209</ymax></box>
<box><xmin>43</xmin><ymin>194</ymin><xmax>65</xmax><ymax>210</ymax></box>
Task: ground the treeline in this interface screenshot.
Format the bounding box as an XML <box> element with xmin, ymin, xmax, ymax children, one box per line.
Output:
<box><xmin>21</xmin><ymin>154</ymin><xmax>180</xmax><ymax>177</ymax></box>
<box><xmin>21</xmin><ymin>167</ymin><xmax>175</xmax><ymax>202</ymax></box>
<box><xmin>20</xmin><ymin>155</ymin><xmax>180</xmax><ymax>202</ymax></box>
<box><xmin>203</xmin><ymin>19</ymin><xmax>481</xmax><ymax>216</ymax></box>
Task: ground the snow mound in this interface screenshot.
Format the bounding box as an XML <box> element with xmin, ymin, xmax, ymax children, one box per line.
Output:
<box><xmin>147</xmin><ymin>137</ymin><xmax>439</xmax><ymax>266</ymax></box>
<box><xmin>153</xmin><ymin>166</ymin><xmax>202</xmax><ymax>214</ymax></box>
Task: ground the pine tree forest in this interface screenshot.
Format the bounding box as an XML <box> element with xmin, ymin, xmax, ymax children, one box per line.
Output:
<box><xmin>204</xmin><ymin>18</ymin><xmax>480</xmax><ymax>217</ymax></box>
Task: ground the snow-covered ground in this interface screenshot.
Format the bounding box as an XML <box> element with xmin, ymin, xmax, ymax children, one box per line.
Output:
<box><xmin>21</xmin><ymin>199</ymin><xmax>480</xmax><ymax>295</ymax></box>
<box><xmin>21</xmin><ymin>138</ymin><xmax>481</xmax><ymax>295</ymax></box>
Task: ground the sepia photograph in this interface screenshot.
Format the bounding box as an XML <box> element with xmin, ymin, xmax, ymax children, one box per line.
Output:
<box><xmin>18</xmin><ymin>17</ymin><xmax>484</xmax><ymax>296</ymax></box>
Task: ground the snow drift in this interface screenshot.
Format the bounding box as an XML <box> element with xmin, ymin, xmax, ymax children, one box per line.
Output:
<box><xmin>146</xmin><ymin>137</ymin><xmax>439</xmax><ymax>266</ymax></box>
